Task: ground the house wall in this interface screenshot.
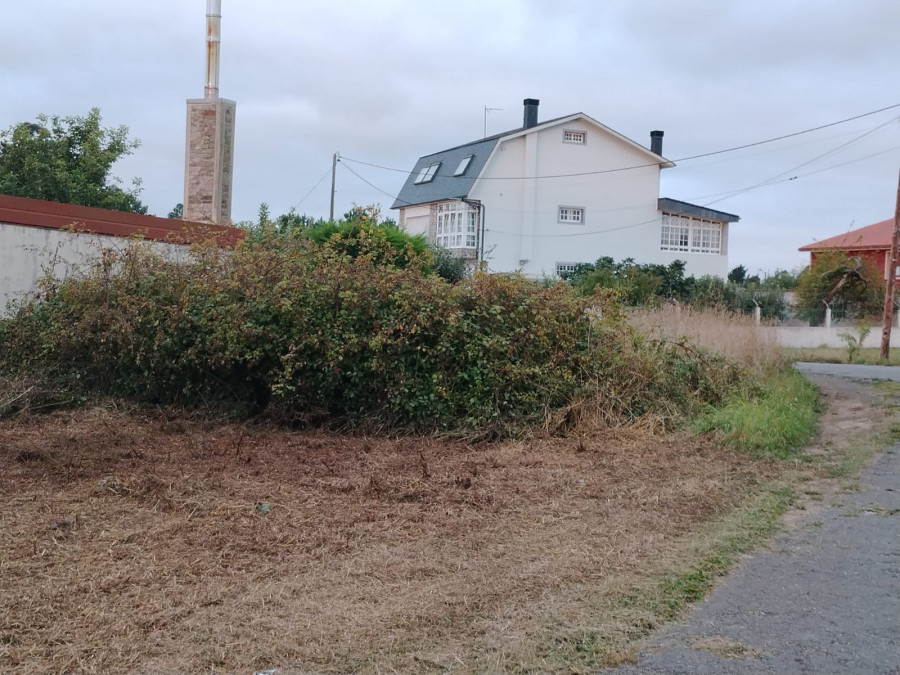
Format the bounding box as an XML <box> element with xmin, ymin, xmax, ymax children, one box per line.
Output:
<box><xmin>0</xmin><ymin>222</ymin><xmax>187</xmax><ymax>314</ymax></box>
<box><xmin>468</xmin><ymin>122</ymin><xmax>729</xmax><ymax>279</ymax></box>
<box><xmin>400</xmin><ymin>205</ymin><xmax>431</xmax><ymax>238</ymax></box>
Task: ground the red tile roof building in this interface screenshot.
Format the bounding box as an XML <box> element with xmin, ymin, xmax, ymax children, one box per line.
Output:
<box><xmin>799</xmin><ymin>218</ymin><xmax>898</xmax><ymax>287</ymax></box>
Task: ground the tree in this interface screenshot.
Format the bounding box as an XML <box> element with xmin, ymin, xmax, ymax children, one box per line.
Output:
<box><xmin>168</xmin><ymin>203</ymin><xmax>183</xmax><ymax>219</ymax></box>
<box><xmin>565</xmin><ymin>257</ymin><xmax>693</xmax><ymax>305</ymax></box>
<box><xmin>727</xmin><ymin>265</ymin><xmax>747</xmax><ymax>284</ymax></box>
<box><xmin>0</xmin><ymin>108</ymin><xmax>148</xmax><ymax>214</ymax></box>
<box><xmin>794</xmin><ymin>251</ymin><xmax>885</xmax><ymax>324</ymax></box>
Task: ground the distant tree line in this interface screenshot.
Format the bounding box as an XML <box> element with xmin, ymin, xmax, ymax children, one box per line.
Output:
<box><xmin>561</xmin><ymin>257</ymin><xmax>798</xmax><ymax>320</ymax></box>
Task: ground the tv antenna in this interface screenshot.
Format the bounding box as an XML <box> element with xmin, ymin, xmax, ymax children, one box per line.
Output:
<box><xmin>484</xmin><ymin>106</ymin><xmax>503</xmax><ymax>138</ymax></box>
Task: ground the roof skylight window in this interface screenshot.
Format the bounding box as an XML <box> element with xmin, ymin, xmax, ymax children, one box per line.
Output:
<box><xmin>453</xmin><ymin>155</ymin><xmax>474</xmax><ymax>176</ymax></box>
<box><xmin>414</xmin><ymin>162</ymin><xmax>441</xmax><ymax>184</ymax></box>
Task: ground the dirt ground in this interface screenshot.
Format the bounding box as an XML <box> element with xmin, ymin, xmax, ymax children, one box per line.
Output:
<box><xmin>0</xmin><ymin>382</ymin><xmax>874</xmax><ymax>674</ymax></box>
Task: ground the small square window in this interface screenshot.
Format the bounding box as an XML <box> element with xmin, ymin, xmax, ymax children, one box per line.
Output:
<box><xmin>558</xmin><ymin>206</ymin><xmax>584</xmax><ymax>224</ymax></box>
<box><xmin>414</xmin><ymin>162</ymin><xmax>441</xmax><ymax>184</ymax></box>
<box><xmin>454</xmin><ymin>155</ymin><xmax>473</xmax><ymax>176</ymax></box>
<box><xmin>563</xmin><ymin>130</ymin><xmax>586</xmax><ymax>144</ymax></box>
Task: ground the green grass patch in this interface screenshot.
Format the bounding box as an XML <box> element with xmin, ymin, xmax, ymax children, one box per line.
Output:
<box><xmin>691</xmin><ymin>368</ymin><xmax>820</xmax><ymax>457</ymax></box>
<box><xmin>785</xmin><ymin>346</ymin><xmax>899</xmax><ymax>365</ymax></box>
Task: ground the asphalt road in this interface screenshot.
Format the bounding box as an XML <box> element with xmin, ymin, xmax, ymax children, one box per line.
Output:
<box><xmin>607</xmin><ymin>367</ymin><xmax>900</xmax><ymax>674</ymax></box>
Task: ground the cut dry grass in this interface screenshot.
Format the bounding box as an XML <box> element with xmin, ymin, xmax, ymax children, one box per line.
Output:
<box><xmin>629</xmin><ymin>305</ymin><xmax>783</xmax><ymax>373</ymax></box>
<box><xmin>0</xmin><ymin>405</ymin><xmax>777</xmax><ymax>673</ymax></box>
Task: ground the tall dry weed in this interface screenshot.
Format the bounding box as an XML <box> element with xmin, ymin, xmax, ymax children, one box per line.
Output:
<box><xmin>629</xmin><ymin>304</ymin><xmax>784</xmax><ymax>374</ymax></box>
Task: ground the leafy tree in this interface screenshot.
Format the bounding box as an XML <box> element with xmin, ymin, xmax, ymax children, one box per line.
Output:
<box><xmin>794</xmin><ymin>251</ymin><xmax>884</xmax><ymax>324</ymax></box>
<box><xmin>759</xmin><ymin>269</ymin><xmax>799</xmax><ymax>291</ymax></box>
<box><xmin>565</xmin><ymin>256</ymin><xmax>786</xmax><ymax>319</ymax></box>
<box><xmin>0</xmin><ymin>108</ymin><xmax>148</xmax><ymax>214</ymax></box>
<box><xmin>727</xmin><ymin>265</ymin><xmax>747</xmax><ymax>284</ymax></box>
<box><xmin>688</xmin><ymin>275</ymin><xmax>786</xmax><ymax>320</ymax></box>
<box><xmin>168</xmin><ymin>203</ymin><xmax>183</xmax><ymax>219</ymax></box>
<box><xmin>566</xmin><ymin>257</ymin><xmax>693</xmax><ymax>305</ymax></box>
<box><xmin>275</xmin><ymin>208</ymin><xmax>321</xmax><ymax>233</ymax></box>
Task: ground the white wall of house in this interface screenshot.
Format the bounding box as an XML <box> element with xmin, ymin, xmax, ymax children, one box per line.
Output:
<box><xmin>399</xmin><ymin>205</ymin><xmax>431</xmax><ymax>238</ymax></box>
<box><xmin>467</xmin><ymin>120</ymin><xmax>729</xmax><ymax>279</ymax></box>
<box><xmin>0</xmin><ymin>222</ymin><xmax>186</xmax><ymax>314</ymax></box>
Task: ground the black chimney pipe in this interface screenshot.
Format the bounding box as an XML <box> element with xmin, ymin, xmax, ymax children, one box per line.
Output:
<box><xmin>523</xmin><ymin>98</ymin><xmax>540</xmax><ymax>129</ymax></box>
<box><xmin>650</xmin><ymin>130</ymin><xmax>664</xmax><ymax>156</ymax></box>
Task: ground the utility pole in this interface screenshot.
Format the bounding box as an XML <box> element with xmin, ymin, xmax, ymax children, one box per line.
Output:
<box><xmin>879</xmin><ymin>169</ymin><xmax>900</xmax><ymax>360</ymax></box>
<box><xmin>329</xmin><ymin>152</ymin><xmax>338</xmax><ymax>222</ymax></box>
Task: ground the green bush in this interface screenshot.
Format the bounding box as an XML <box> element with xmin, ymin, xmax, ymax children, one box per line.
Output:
<box><xmin>0</xmin><ymin>233</ymin><xmax>744</xmax><ymax>434</ymax></box>
<box><xmin>692</xmin><ymin>368</ymin><xmax>819</xmax><ymax>457</ymax></box>
<box><xmin>565</xmin><ymin>257</ymin><xmax>786</xmax><ymax>320</ymax></box>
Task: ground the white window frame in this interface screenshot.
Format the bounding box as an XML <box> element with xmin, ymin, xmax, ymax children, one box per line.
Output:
<box><xmin>436</xmin><ymin>201</ymin><xmax>478</xmax><ymax>249</ymax></box>
<box><xmin>660</xmin><ymin>212</ymin><xmax>722</xmax><ymax>255</ymax></box>
<box><xmin>558</xmin><ymin>206</ymin><xmax>585</xmax><ymax>224</ymax></box>
<box><xmin>414</xmin><ymin>162</ymin><xmax>441</xmax><ymax>184</ymax></box>
<box><xmin>453</xmin><ymin>155</ymin><xmax>473</xmax><ymax>176</ymax></box>
<box><xmin>563</xmin><ymin>129</ymin><xmax>586</xmax><ymax>144</ymax></box>
<box><xmin>556</xmin><ymin>262</ymin><xmax>580</xmax><ymax>277</ymax></box>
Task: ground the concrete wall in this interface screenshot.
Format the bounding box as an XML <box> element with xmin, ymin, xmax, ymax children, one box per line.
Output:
<box><xmin>468</xmin><ymin>120</ymin><xmax>730</xmax><ymax>279</ymax></box>
<box><xmin>0</xmin><ymin>222</ymin><xmax>186</xmax><ymax>314</ymax></box>
<box><xmin>762</xmin><ymin>324</ymin><xmax>900</xmax><ymax>348</ymax></box>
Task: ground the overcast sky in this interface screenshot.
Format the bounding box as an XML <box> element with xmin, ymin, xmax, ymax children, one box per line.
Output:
<box><xmin>2</xmin><ymin>0</ymin><xmax>898</xmax><ymax>275</ymax></box>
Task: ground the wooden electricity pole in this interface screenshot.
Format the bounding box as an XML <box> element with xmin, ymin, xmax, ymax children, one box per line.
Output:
<box><xmin>879</xmin><ymin>169</ymin><xmax>900</xmax><ymax>361</ymax></box>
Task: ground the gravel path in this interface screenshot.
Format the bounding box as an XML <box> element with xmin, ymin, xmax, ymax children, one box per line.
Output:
<box><xmin>607</xmin><ymin>369</ymin><xmax>900</xmax><ymax>674</ymax></box>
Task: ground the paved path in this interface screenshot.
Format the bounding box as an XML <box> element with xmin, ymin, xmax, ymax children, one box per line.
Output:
<box><xmin>607</xmin><ymin>369</ymin><xmax>900</xmax><ymax>674</ymax></box>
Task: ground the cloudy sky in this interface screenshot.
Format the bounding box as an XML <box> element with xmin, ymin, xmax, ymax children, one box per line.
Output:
<box><xmin>2</xmin><ymin>0</ymin><xmax>898</xmax><ymax>275</ymax></box>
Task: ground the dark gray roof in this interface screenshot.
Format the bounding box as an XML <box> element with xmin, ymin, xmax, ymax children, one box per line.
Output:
<box><xmin>392</xmin><ymin>113</ymin><xmax>671</xmax><ymax>210</ymax></box>
<box><xmin>658</xmin><ymin>198</ymin><xmax>740</xmax><ymax>223</ymax></box>
<box><xmin>390</xmin><ymin>136</ymin><xmax>500</xmax><ymax>209</ymax></box>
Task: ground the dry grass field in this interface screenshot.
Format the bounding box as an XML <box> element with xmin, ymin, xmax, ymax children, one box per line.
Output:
<box><xmin>629</xmin><ymin>304</ymin><xmax>781</xmax><ymax>370</ymax></box>
<box><xmin>0</xmin><ymin>404</ymin><xmax>780</xmax><ymax>673</ymax></box>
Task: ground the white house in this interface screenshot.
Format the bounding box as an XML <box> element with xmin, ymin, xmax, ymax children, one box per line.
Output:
<box><xmin>392</xmin><ymin>99</ymin><xmax>738</xmax><ymax>279</ymax></box>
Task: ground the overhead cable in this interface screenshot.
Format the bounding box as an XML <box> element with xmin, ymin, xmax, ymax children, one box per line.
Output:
<box><xmin>339</xmin><ymin>102</ymin><xmax>900</xmax><ymax>181</ymax></box>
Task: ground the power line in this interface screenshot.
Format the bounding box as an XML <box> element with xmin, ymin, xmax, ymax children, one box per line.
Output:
<box><xmin>677</xmin><ymin>103</ymin><xmax>900</xmax><ymax>162</ymax></box>
<box><xmin>291</xmin><ymin>165</ymin><xmax>333</xmax><ymax>211</ymax></box>
<box><xmin>688</xmin><ymin>143</ymin><xmax>900</xmax><ymax>204</ymax></box>
<box><xmin>485</xmin><ymin>143</ymin><xmax>900</xmax><ymax>239</ymax></box>
<box><xmin>702</xmin><ymin>117</ymin><xmax>899</xmax><ymax>206</ymax></box>
<box><xmin>338</xmin><ymin>139</ymin><xmax>900</xmax><ymax>227</ymax></box>
<box><xmin>339</xmin><ymin>102</ymin><xmax>900</xmax><ymax>182</ymax></box>
<box><xmin>340</xmin><ymin>161</ymin><xmax>411</xmax><ymax>205</ymax></box>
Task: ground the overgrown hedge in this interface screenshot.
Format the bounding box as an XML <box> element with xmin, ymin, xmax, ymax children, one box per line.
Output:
<box><xmin>0</xmin><ymin>227</ymin><xmax>741</xmax><ymax>434</ymax></box>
